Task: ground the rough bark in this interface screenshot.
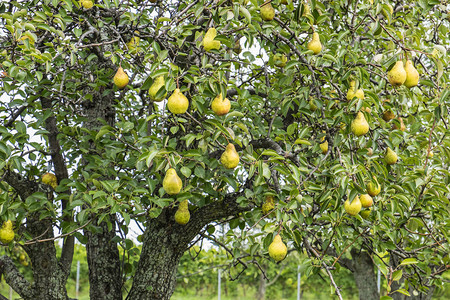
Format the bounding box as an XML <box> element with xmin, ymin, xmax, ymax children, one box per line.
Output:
<box><xmin>2</xmin><ymin>171</ymin><xmax>70</xmax><ymax>300</ymax></box>
<box><xmin>127</xmin><ymin>192</ymin><xmax>252</xmax><ymax>299</ymax></box>
<box><xmin>350</xmin><ymin>248</ymin><xmax>380</xmax><ymax>300</ymax></box>
<box><xmin>82</xmin><ymin>87</ymin><xmax>123</xmax><ymax>300</ymax></box>
<box><xmin>256</xmin><ymin>271</ymin><xmax>267</xmax><ymax>300</ymax></box>
<box><xmin>85</xmin><ymin>216</ymin><xmax>122</xmax><ymax>300</ymax></box>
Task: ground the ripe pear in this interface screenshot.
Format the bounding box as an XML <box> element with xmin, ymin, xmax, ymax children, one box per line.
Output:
<box><xmin>404</xmin><ymin>60</ymin><xmax>419</xmax><ymax>88</ymax></box>
<box><xmin>344</xmin><ymin>196</ymin><xmax>362</xmax><ymax>216</ymax></box>
<box><xmin>174</xmin><ymin>200</ymin><xmax>190</xmax><ymax>225</ymax></box>
<box><xmin>346</xmin><ymin>81</ymin><xmax>364</xmax><ymax>101</ymax></box>
<box><xmin>360</xmin><ymin>194</ymin><xmax>373</xmax><ymax>208</ymax></box>
<box><xmin>273</xmin><ymin>53</ymin><xmax>288</xmax><ymax>67</ymax></box>
<box><xmin>427</xmin><ymin>151</ymin><xmax>434</xmax><ymax>158</ymax></box>
<box><xmin>127</xmin><ymin>32</ymin><xmax>140</xmax><ymax>52</ymax></box>
<box><xmin>202</xmin><ymin>28</ymin><xmax>221</xmax><ymax>52</ymax></box>
<box><xmin>260</xmin><ymin>3</ymin><xmax>275</xmax><ymax>21</ymax></box>
<box><xmin>167</xmin><ymin>89</ymin><xmax>189</xmax><ymax>114</ymax></box>
<box><xmin>388</xmin><ymin>61</ymin><xmax>406</xmax><ymax>86</ymax></box>
<box><xmin>163</xmin><ymin>168</ymin><xmax>182</xmax><ymax>195</ymax></box>
<box><xmin>384</xmin><ymin>147</ymin><xmax>398</xmax><ymax>165</ymax></box>
<box><xmin>211</xmin><ymin>93</ymin><xmax>231</xmax><ymax>116</ymax></box>
<box><xmin>113</xmin><ymin>67</ymin><xmax>129</xmax><ymax>89</ymax></box>
<box><xmin>262</xmin><ymin>195</ymin><xmax>275</xmax><ymax>215</ymax></box>
<box><xmin>319</xmin><ymin>137</ymin><xmax>328</xmax><ymax>154</ymax></box>
<box><xmin>307</xmin><ymin>32</ymin><xmax>322</xmax><ymax>55</ymax></box>
<box><xmin>268</xmin><ymin>234</ymin><xmax>287</xmax><ymax>262</ymax></box>
<box><xmin>42</xmin><ymin>172</ymin><xmax>58</xmax><ymax>189</ymax></box>
<box><xmin>393</xmin><ymin>117</ymin><xmax>406</xmax><ymax>131</ymax></box>
<box><xmin>0</xmin><ymin>220</ymin><xmax>14</xmax><ymax>244</ymax></box>
<box><xmin>149</xmin><ymin>76</ymin><xmax>167</xmax><ymax>102</ymax></box>
<box><xmin>351</xmin><ymin>112</ymin><xmax>369</xmax><ymax>136</ymax></box>
<box><xmin>367</xmin><ymin>177</ymin><xmax>381</xmax><ymax>197</ymax></box>
<box><xmin>233</xmin><ymin>39</ymin><xmax>242</xmax><ymax>54</ymax></box>
<box><xmin>220</xmin><ymin>143</ymin><xmax>239</xmax><ymax>169</ymax></box>
<box><xmin>80</xmin><ymin>0</ymin><xmax>94</xmax><ymax>9</ymax></box>
<box><xmin>382</xmin><ymin>110</ymin><xmax>395</xmax><ymax>122</ymax></box>
<box><xmin>367</xmin><ymin>147</ymin><xmax>373</xmax><ymax>156</ymax></box>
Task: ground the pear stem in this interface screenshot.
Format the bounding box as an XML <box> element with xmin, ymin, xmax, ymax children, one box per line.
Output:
<box><xmin>164</xmin><ymin>154</ymin><xmax>172</xmax><ymax>168</ymax></box>
<box><xmin>176</xmin><ymin>76</ymin><xmax>179</xmax><ymax>89</ymax></box>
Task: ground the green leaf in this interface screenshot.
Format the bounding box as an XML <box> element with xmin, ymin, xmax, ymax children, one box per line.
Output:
<box><xmin>400</xmin><ymin>258</ymin><xmax>418</xmax><ymax>265</ymax></box>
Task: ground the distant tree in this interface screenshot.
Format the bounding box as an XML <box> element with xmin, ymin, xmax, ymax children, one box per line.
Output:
<box><xmin>0</xmin><ymin>1</ymin><xmax>449</xmax><ymax>300</ymax></box>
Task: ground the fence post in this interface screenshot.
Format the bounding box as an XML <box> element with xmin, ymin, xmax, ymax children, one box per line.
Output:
<box><xmin>297</xmin><ymin>265</ymin><xmax>301</xmax><ymax>300</ymax></box>
<box><xmin>218</xmin><ymin>268</ymin><xmax>221</xmax><ymax>300</ymax></box>
<box><xmin>76</xmin><ymin>260</ymin><xmax>80</xmax><ymax>298</ymax></box>
<box><xmin>377</xmin><ymin>268</ymin><xmax>381</xmax><ymax>294</ymax></box>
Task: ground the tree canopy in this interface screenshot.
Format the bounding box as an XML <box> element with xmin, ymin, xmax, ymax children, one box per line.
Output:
<box><xmin>0</xmin><ymin>0</ymin><xmax>449</xmax><ymax>299</ymax></box>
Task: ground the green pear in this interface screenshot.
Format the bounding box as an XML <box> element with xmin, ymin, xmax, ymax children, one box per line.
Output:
<box><xmin>211</xmin><ymin>93</ymin><xmax>231</xmax><ymax>116</ymax></box>
<box><xmin>174</xmin><ymin>199</ymin><xmax>190</xmax><ymax>225</ymax></box>
<box><xmin>360</xmin><ymin>208</ymin><xmax>372</xmax><ymax>219</ymax></box>
<box><xmin>382</xmin><ymin>110</ymin><xmax>395</xmax><ymax>122</ymax></box>
<box><xmin>220</xmin><ymin>143</ymin><xmax>239</xmax><ymax>169</ymax></box>
<box><xmin>149</xmin><ymin>76</ymin><xmax>167</xmax><ymax>102</ymax></box>
<box><xmin>384</xmin><ymin>147</ymin><xmax>398</xmax><ymax>165</ymax></box>
<box><xmin>167</xmin><ymin>88</ymin><xmax>189</xmax><ymax>114</ymax></box>
<box><xmin>262</xmin><ymin>195</ymin><xmax>275</xmax><ymax>215</ymax></box>
<box><xmin>360</xmin><ymin>194</ymin><xmax>373</xmax><ymax>208</ymax></box>
<box><xmin>319</xmin><ymin>137</ymin><xmax>328</xmax><ymax>154</ymax></box>
<box><xmin>268</xmin><ymin>234</ymin><xmax>287</xmax><ymax>262</ymax></box>
<box><xmin>344</xmin><ymin>196</ymin><xmax>362</xmax><ymax>216</ymax></box>
<box><xmin>388</xmin><ymin>61</ymin><xmax>406</xmax><ymax>86</ymax></box>
<box><xmin>367</xmin><ymin>177</ymin><xmax>381</xmax><ymax>197</ymax></box>
<box><xmin>42</xmin><ymin>172</ymin><xmax>58</xmax><ymax>189</ymax></box>
<box><xmin>202</xmin><ymin>28</ymin><xmax>221</xmax><ymax>52</ymax></box>
<box><xmin>404</xmin><ymin>60</ymin><xmax>419</xmax><ymax>88</ymax></box>
<box><xmin>273</xmin><ymin>53</ymin><xmax>288</xmax><ymax>67</ymax></box>
<box><xmin>0</xmin><ymin>220</ymin><xmax>14</xmax><ymax>244</ymax></box>
<box><xmin>113</xmin><ymin>67</ymin><xmax>129</xmax><ymax>89</ymax></box>
<box><xmin>260</xmin><ymin>3</ymin><xmax>275</xmax><ymax>21</ymax></box>
<box><xmin>351</xmin><ymin>112</ymin><xmax>369</xmax><ymax>136</ymax></box>
<box><xmin>163</xmin><ymin>168</ymin><xmax>182</xmax><ymax>195</ymax></box>
<box><xmin>307</xmin><ymin>32</ymin><xmax>322</xmax><ymax>55</ymax></box>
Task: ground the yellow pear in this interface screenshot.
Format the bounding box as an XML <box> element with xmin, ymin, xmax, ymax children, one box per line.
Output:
<box><xmin>126</xmin><ymin>32</ymin><xmax>140</xmax><ymax>53</ymax></box>
<box><xmin>163</xmin><ymin>168</ymin><xmax>182</xmax><ymax>195</ymax></box>
<box><xmin>360</xmin><ymin>194</ymin><xmax>373</xmax><ymax>208</ymax></box>
<box><xmin>211</xmin><ymin>93</ymin><xmax>231</xmax><ymax>116</ymax></box>
<box><xmin>262</xmin><ymin>195</ymin><xmax>275</xmax><ymax>215</ymax></box>
<box><xmin>384</xmin><ymin>147</ymin><xmax>398</xmax><ymax>165</ymax></box>
<box><xmin>0</xmin><ymin>220</ymin><xmax>14</xmax><ymax>244</ymax></box>
<box><xmin>360</xmin><ymin>208</ymin><xmax>372</xmax><ymax>219</ymax></box>
<box><xmin>344</xmin><ymin>196</ymin><xmax>362</xmax><ymax>216</ymax></box>
<box><xmin>202</xmin><ymin>28</ymin><xmax>221</xmax><ymax>52</ymax></box>
<box><xmin>113</xmin><ymin>67</ymin><xmax>129</xmax><ymax>89</ymax></box>
<box><xmin>427</xmin><ymin>150</ymin><xmax>434</xmax><ymax>158</ymax></box>
<box><xmin>149</xmin><ymin>76</ymin><xmax>167</xmax><ymax>102</ymax></box>
<box><xmin>260</xmin><ymin>3</ymin><xmax>275</xmax><ymax>21</ymax></box>
<box><xmin>367</xmin><ymin>177</ymin><xmax>381</xmax><ymax>197</ymax></box>
<box><xmin>80</xmin><ymin>0</ymin><xmax>94</xmax><ymax>9</ymax></box>
<box><xmin>167</xmin><ymin>89</ymin><xmax>189</xmax><ymax>114</ymax></box>
<box><xmin>388</xmin><ymin>61</ymin><xmax>406</xmax><ymax>86</ymax></box>
<box><xmin>319</xmin><ymin>137</ymin><xmax>328</xmax><ymax>154</ymax></box>
<box><xmin>307</xmin><ymin>32</ymin><xmax>322</xmax><ymax>55</ymax></box>
<box><xmin>233</xmin><ymin>39</ymin><xmax>242</xmax><ymax>54</ymax></box>
<box><xmin>174</xmin><ymin>199</ymin><xmax>190</xmax><ymax>225</ymax></box>
<box><xmin>220</xmin><ymin>143</ymin><xmax>239</xmax><ymax>169</ymax></box>
<box><xmin>273</xmin><ymin>53</ymin><xmax>288</xmax><ymax>67</ymax></box>
<box><xmin>393</xmin><ymin>117</ymin><xmax>406</xmax><ymax>131</ymax></box>
<box><xmin>403</xmin><ymin>60</ymin><xmax>419</xmax><ymax>88</ymax></box>
<box><xmin>268</xmin><ymin>234</ymin><xmax>287</xmax><ymax>262</ymax></box>
<box><xmin>42</xmin><ymin>172</ymin><xmax>58</xmax><ymax>189</ymax></box>
<box><xmin>382</xmin><ymin>110</ymin><xmax>395</xmax><ymax>122</ymax></box>
<box><xmin>367</xmin><ymin>148</ymin><xmax>373</xmax><ymax>156</ymax></box>
<box><xmin>351</xmin><ymin>112</ymin><xmax>369</xmax><ymax>136</ymax></box>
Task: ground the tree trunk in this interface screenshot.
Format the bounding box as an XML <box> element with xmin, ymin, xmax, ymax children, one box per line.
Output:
<box><xmin>85</xmin><ymin>216</ymin><xmax>122</xmax><ymax>300</ymax></box>
<box><xmin>257</xmin><ymin>271</ymin><xmax>267</xmax><ymax>300</ymax></box>
<box><xmin>350</xmin><ymin>248</ymin><xmax>380</xmax><ymax>300</ymax></box>
<box><xmin>127</xmin><ymin>192</ymin><xmax>251</xmax><ymax>299</ymax></box>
